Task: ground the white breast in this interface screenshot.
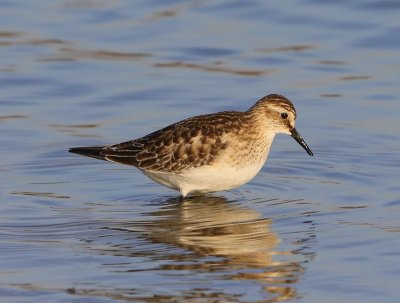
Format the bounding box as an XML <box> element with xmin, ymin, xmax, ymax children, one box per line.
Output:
<box><xmin>142</xmin><ymin>132</ymin><xmax>275</xmax><ymax>197</ymax></box>
<box><xmin>143</xmin><ymin>143</ymin><xmax>272</xmax><ymax>197</ymax></box>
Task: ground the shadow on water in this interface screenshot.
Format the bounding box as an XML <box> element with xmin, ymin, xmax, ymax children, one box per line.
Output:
<box><xmin>2</xmin><ymin>195</ymin><xmax>315</xmax><ymax>302</ymax></box>
<box><xmin>75</xmin><ymin>196</ymin><xmax>313</xmax><ymax>301</ymax></box>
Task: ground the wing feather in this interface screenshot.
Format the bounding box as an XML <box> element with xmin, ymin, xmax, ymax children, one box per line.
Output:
<box><xmin>99</xmin><ymin>111</ymin><xmax>244</xmax><ymax>172</ymax></box>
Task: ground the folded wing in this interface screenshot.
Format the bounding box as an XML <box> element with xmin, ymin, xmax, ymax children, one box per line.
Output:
<box><xmin>69</xmin><ymin>111</ymin><xmax>244</xmax><ymax>173</ymax></box>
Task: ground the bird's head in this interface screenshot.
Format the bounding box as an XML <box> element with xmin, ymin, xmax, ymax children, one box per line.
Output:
<box><xmin>248</xmin><ymin>94</ymin><xmax>313</xmax><ymax>156</ymax></box>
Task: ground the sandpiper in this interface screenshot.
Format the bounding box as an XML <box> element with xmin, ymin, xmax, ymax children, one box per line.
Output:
<box><xmin>70</xmin><ymin>94</ymin><xmax>313</xmax><ymax>197</ymax></box>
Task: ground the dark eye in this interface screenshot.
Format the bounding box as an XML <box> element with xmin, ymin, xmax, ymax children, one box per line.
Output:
<box><xmin>281</xmin><ymin>113</ymin><xmax>288</xmax><ymax>119</ymax></box>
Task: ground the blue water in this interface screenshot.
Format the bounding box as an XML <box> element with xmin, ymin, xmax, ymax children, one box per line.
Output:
<box><xmin>1</xmin><ymin>1</ymin><xmax>399</xmax><ymax>302</ymax></box>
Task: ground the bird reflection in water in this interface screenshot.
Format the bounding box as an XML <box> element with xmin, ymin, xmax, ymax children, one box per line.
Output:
<box><xmin>106</xmin><ymin>195</ymin><xmax>305</xmax><ymax>302</ymax></box>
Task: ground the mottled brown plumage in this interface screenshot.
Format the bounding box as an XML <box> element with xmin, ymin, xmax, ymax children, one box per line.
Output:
<box><xmin>69</xmin><ymin>94</ymin><xmax>313</xmax><ymax>197</ymax></box>
<box><xmin>105</xmin><ymin>112</ymin><xmax>241</xmax><ymax>172</ymax></box>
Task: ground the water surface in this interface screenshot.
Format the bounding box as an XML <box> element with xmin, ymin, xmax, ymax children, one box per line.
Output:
<box><xmin>1</xmin><ymin>1</ymin><xmax>399</xmax><ymax>302</ymax></box>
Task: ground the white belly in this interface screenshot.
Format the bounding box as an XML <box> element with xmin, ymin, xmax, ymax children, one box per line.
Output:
<box><xmin>142</xmin><ymin>133</ymin><xmax>274</xmax><ymax>197</ymax></box>
<box><xmin>143</xmin><ymin>157</ymin><xmax>267</xmax><ymax>197</ymax></box>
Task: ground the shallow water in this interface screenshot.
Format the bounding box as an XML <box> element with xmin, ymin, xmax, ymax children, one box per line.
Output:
<box><xmin>1</xmin><ymin>0</ymin><xmax>399</xmax><ymax>302</ymax></box>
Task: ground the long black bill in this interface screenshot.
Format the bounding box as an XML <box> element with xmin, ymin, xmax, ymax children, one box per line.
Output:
<box><xmin>290</xmin><ymin>128</ymin><xmax>313</xmax><ymax>156</ymax></box>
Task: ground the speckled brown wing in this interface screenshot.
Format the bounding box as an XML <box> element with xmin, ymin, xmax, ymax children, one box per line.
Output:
<box><xmin>102</xmin><ymin>111</ymin><xmax>245</xmax><ymax>173</ymax></box>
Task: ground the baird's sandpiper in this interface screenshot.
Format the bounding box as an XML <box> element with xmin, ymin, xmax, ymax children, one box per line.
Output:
<box><xmin>69</xmin><ymin>94</ymin><xmax>313</xmax><ymax>197</ymax></box>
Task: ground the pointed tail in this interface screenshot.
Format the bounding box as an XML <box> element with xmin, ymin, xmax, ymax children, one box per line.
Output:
<box><xmin>69</xmin><ymin>146</ymin><xmax>108</xmax><ymax>161</ymax></box>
